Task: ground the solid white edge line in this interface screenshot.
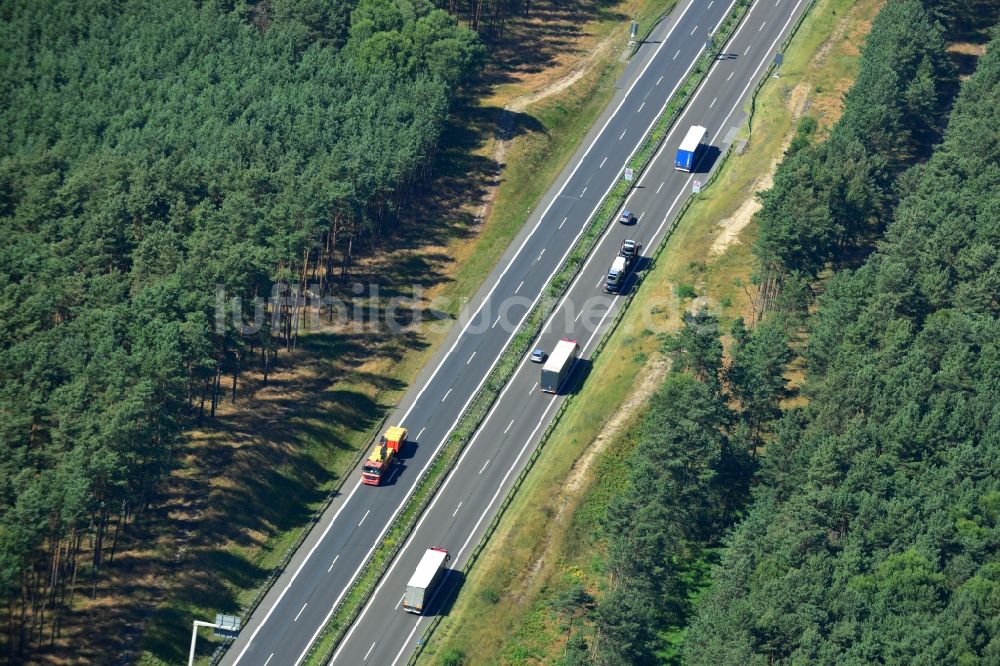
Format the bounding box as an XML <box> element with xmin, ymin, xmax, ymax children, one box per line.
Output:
<box><xmin>318</xmin><ymin>129</ymin><xmax>634</xmax><ymax>664</ymax></box>
<box><xmin>324</xmin><ymin>10</ymin><xmax>723</xmax><ymax>656</ymax></box>
<box><xmin>239</xmin><ymin>1</ymin><xmax>724</xmax><ymax>663</ymax></box>
<box><xmin>387</xmin><ymin>0</ymin><xmax>698</xmax><ymax>430</ymax></box>
<box><xmin>387</xmin><ymin>383</ymin><xmax>568</xmax><ymax>666</ymax></box>
<box><xmin>375</xmin><ymin>3</ymin><xmax>807</xmax><ymax>664</ymax></box>
<box><xmin>330</xmin><ymin>22</ymin><xmax>714</xmax><ymax>652</ymax></box>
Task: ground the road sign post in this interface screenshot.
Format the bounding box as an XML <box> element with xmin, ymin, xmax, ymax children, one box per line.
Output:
<box><xmin>624</xmin><ymin>167</ymin><xmax>634</xmax><ymax>182</ymax></box>
<box><xmin>189</xmin><ymin>616</ymin><xmax>240</xmax><ymax>666</ymax></box>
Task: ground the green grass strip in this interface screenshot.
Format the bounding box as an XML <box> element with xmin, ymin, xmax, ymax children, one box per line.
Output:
<box><xmin>298</xmin><ymin>2</ymin><xmax>768</xmax><ymax>663</ymax></box>
<box><xmin>405</xmin><ymin>0</ymin><xmax>821</xmax><ymax>662</ymax></box>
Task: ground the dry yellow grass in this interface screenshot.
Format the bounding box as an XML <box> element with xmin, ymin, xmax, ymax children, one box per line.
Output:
<box><xmin>416</xmin><ymin>0</ymin><xmax>886</xmax><ymax>662</ymax></box>
<box><xmin>114</xmin><ymin>2</ymin><xmax>685</xmax><ymax>665</ymax></box>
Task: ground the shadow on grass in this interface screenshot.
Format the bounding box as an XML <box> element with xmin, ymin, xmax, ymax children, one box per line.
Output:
<box><xmin>564</xmin><ymin>358</ymin><xmax>594</xmax><ymax>396</ymax></box>
<box><xmin>80</xmin><ymin>2</ymin><xmax>645</xmax><ymax>664</ymax></box>
<box><xmin>473</xmin><ymin>0</ymin><xmax>628</xmax><ymax>89</ymax></box>
<box><xmin>426</xmin><ymin>569</ymin><xmax>467</xmax><ymax>618</ymax></box>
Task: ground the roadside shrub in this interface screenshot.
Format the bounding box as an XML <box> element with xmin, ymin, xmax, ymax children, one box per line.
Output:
<box><xmin>439</xmin><ymin>648</ymin><xmax>466</xmax><ymax>666</ymax></box>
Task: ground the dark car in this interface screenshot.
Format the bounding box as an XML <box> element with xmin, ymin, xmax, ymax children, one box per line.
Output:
<box><xmin>620</xmin><ymin>239</ymin><xmax>641</xmax><ymax>259</ymax></box>
<box><xmin>530</xmin><ymin>348</ymin><xmax>547</xmax><ymax>363</ymax></box>
<box><xmin>618</xmin><ymin>209</ymin><xmax>635</xmax><ymax>224</ymax></box>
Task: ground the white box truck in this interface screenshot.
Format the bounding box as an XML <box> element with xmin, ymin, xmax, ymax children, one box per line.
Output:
<box><xmin>540</xmin><ymin>338</ymin><xmax>579</xmax><ymax>394</ymax></box>
<box><xmin>402</xmin><ymin>547</ymin><xmax>450</xmax><ymax>614</ymax></box>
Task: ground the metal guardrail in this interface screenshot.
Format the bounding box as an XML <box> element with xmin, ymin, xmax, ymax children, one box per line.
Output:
<box><xmin>288</xmin><ymin>0</ymin><xmax>826</xmax><ymax>661</ymax></box>
<box><xmin>404</xmin><ymin>0</ymin><xmax>820</xmax><ymax>661</ymax></box>
<box><xmin>206</xmin><ymin>0</ymin><xmax>820</xmax><ymax>663</ymax></box>
<box><xmin>297</xmin><ymin>8</ymin><xmax>758</xmax><ymax>662</ymax></box>
<box><xmin>405</xmin><ymin>104</ymin><xmax>736</xmax><ymax>666</ymax></box>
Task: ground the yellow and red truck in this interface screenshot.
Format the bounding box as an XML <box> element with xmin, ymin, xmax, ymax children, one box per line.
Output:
<box><xmin>361</xmin><ymin>426</ymin><xmax>406</xmax><ymax>486</ymax></box>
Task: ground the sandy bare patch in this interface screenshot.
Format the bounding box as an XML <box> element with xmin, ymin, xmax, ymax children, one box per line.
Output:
<box><xmin>787</xmin><ymin>82</ymin><xmax>811</xmax><ymax>120</ymax></box>
<box><xmin>513</xmin><ymin>354</ymin><xmax>670</xmax><ymax>602</ymax></box>
<box><xmin>948</xmin><ymin>42</ymin><xmax>986</xmax><ymax>56</ymax></box>
<box><xmin>709</xmin><ymin>195</ymin><xmax>762</xmax><ymax>258</ymax></box>
<box><xmin>561</xmin><ymin>354</ymin><xmax>668</xmax><ymax>513</ymax></box>
<box><xmin>473</xmin><ymin>30</ymin><xmax>617</xmax><ymax>226</ymax></box>
<box><xmin>507</xmin><ymin>33</ymin><xmax>615</xmax><ymax>114</ymax></box>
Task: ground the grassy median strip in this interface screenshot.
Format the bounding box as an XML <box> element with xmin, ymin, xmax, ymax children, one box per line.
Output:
<box><xmin>413</xmin><ymin>0</ymin><xmax>885</xmax><ymax>660</ymax></box>
<box><xmin>185</xmin><ymin>5</ymin><xmax>664</xmax><ymax>665</ymax></box>
<box><xmin>300</xmin><ymin>1</ymin><xmax>763</xmax><ymax>663</ymax></box>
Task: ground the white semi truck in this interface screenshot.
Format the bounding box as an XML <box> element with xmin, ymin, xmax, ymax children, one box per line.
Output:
<box><xmin>402</xmin><ymin>547</ymin><xmax>450</xmax><ymax>614</ymax></box>
<box><xmin>540</xmin><ymin>338</ymin><xmax>579</xmax><ymax>394</ymax></box>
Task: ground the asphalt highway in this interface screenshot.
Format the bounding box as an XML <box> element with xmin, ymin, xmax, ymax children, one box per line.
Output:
<box><xmin>223</xmin><ymin>0</ymin><xmax>805</xmax><ymax>663</ymax></box>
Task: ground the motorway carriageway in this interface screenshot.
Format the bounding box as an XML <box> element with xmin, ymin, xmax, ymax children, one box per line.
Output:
<box><xmin>223</xmin><ymin>0</ymin><xmax>805</xmax><ymax>663</ymax></box>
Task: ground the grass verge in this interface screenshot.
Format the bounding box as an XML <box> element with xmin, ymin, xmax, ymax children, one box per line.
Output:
<box><xmin>412</xmin><ymin>0</ymin><xmax>883</xmax><ymax>662</ymax></box>
<box><xmin>135</xmin><ymin>2</ymin><xmax>671</xmax><ymax>665</ymax></box>
<box><xmin>301</xmin><ymin>0</ymin><xmax>767</xmax><ymax>662</ymax></box>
